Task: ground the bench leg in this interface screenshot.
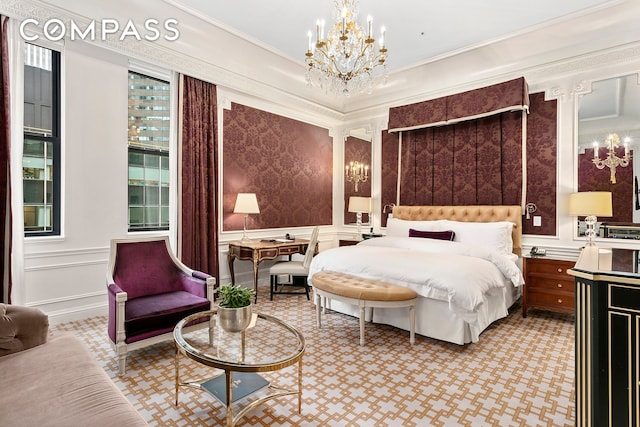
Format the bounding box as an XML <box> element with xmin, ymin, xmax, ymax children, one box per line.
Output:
<box><xmin>409</xmin><ymin>304</ymin><xmax>416</xmax><ymax>345</ymax></box>
<box><xmin>315</xmin><ymin>291</ymin><xmax>322</xmax><ymax>329</ymax></box>
<box><xmin>359</xmin><ymin>306</ymin><xmax>366</xmax><ymax>346</ymax></box>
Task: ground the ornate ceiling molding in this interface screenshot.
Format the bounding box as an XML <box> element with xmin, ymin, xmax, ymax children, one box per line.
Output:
<box><xmin>0</xmin><ymin>0</ymin><xmax>345</xmax><ymax>122</ymax></box>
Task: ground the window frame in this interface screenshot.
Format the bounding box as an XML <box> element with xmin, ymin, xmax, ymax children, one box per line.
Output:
<box><xmin>23</xmin><ymin>46</ymin><xmax>61</xmax><ymax>237</ymax></box>
<box><xmin>127</xmin><ymin>69</ymin><xmax>172</xmax><ymax>233</ymax></box>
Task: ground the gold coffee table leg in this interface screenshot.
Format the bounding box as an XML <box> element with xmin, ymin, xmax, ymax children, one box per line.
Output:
<box><xmin>298</xmin><ymin>358</ymin><xmax>303</xmax><ymax>413</ymax></box>
<box><xmin>226</xmin><ymin>370</ymin><xmax>233</xmax><ymax>427</ymax></box>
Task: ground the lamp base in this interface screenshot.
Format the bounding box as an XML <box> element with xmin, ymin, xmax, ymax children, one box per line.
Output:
<box><xmin>584</xmin><ymin>215</ymin><xmax>598</xmax><ymax>246</ymax></box>
<box><xmin>240</xmin><ymin>215</ymin><xmax>252</xmax><ymax>243</ymax></box>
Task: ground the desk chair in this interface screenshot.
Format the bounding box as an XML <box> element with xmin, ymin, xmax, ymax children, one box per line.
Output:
<box><xmin>270</xmin><ymin>226</ymin><xmax>319</xmax><ymax>300</ymax></box>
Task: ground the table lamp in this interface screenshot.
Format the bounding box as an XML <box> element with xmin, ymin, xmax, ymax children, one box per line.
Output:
<box><xmin>234</xmin><ymin>193</ymin><xmax>260</xmax><ymax>242</ymax></box>
<box><xmin>348</xmin><ymin>196</ymin><xmax>371</xmax><ymax>236</ymax></box>
<box><xmin>567</xmin><ymin>191</ymin><xmax>612</xmax><ymax>246</ymax></box>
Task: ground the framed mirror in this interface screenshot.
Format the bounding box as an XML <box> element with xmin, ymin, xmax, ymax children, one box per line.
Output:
<box><xmin>577</xmin><ymin>73</ymin><xmax>640</xmax><ymax>239</ymax></box>
<box><xmin>344</xmin><ymin>128</ymin><xmax>372</xmax><ymax>228</ymax></box>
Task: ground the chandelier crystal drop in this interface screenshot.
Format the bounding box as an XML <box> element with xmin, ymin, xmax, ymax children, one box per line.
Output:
<box><xmin>305</xmin><ymin>0</ymin><xmax>388</xmax><ymax>96</ymax></box>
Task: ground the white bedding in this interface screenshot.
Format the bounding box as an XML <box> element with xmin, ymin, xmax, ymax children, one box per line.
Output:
<box><xmin>308</xmin><ymin>236</ymin><xmax>524</xmax><ymax>328</ymax></box>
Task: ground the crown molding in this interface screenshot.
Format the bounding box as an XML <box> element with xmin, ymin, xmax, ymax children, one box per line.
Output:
<box><xmin>0</xmin><ymin>0</ymin><xmax>344</xmax><ymax>122</ymax></box>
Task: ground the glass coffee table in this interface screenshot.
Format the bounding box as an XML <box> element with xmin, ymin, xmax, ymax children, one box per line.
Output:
<box><xmin>173</xmin><ymin>310</ymin><xmax>305</xmax><ymax>427</ymax></box>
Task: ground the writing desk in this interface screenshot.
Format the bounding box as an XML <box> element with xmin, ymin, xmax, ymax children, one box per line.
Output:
<box><xmin>227</xmin><ymin>239</ymin><xmax>310</xmax><ymax>302</ymax></box>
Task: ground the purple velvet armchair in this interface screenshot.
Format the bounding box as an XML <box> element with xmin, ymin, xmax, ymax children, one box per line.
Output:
<box><xmin>107</xmin><ymin>236</ymin><xmax>216</xmax><ymax>375</ymax></box>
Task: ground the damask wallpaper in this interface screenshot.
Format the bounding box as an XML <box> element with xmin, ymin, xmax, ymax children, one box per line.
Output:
<box><xmin>344</xmin><ymin>136</ymin><xmax>372</xmax><ymax>225</ymax></box>
<box><xmin>523</xmin><ymin>92</ymin><xmax>557</xmax><ymax>236</ymax></box>
<box><xmin>578</xmin><ymin>147</ymin><xmax>633</xmax><ymax>222</ymax></box>
<box><xmin>222</xmin><ymin>103</ymin><xmax>333</xmax><ymax>231</ymax></box>
<box><xmin>381</xmin><ymin>130</ymin><xmax>399</xmax><ymax>228</ymax></box>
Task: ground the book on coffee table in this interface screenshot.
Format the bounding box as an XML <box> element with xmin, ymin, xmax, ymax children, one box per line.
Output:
<box><xmin>201</xmin><ymin>372</ymin><xmax>270</xmax><ymax>405</ymax></box>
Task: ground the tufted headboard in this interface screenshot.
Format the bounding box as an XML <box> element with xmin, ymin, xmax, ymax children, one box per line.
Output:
<box><xmin>392</xmin><ymin>205</ymin><xmax>523</xmax><ymax>256</ymax></box>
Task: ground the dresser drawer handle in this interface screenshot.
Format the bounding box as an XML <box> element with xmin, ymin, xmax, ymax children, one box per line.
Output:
<box><xmin>557</xmin><ymin>298</ymin><xmax>563</xmax><ymax>304</ymax></box>
<box><xmin>557</xmin><ymin>268</ymin><xmax>563</xmax><ymax>273</ymax></box>
<box><xmin>557</xmin><ymin>283</ymin><xmax>563</xmax><ymax>288</ymax></box>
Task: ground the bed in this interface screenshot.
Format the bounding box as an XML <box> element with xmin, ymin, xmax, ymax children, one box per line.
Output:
<box><xmin>308</xmin><ymin>205</ymin><xmax>524</xmax><ymax>345</ymax></box>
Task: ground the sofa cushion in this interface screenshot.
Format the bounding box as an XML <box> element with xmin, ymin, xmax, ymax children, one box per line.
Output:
<box><xmin>125</xmin><ymin>291</ymin><xmax>210</xmax><ymax>343</ymax></box>
<box><xmin>0</xmin><ymin>333</ymin><xmax>148</xmax><ymax>426</ymax></box>
<box><xmin>0</xmin><ymin>304</ymin><xmax>49</xmax><ymax>356</ymax></box>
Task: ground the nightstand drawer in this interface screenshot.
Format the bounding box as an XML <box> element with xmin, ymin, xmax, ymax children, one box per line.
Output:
<box><xmin>526</xmin><ymin>258</ymin><xmax>574</xmax><ymax>276</ymax></box>
<box><xmin>526</xmin><ymin>276</ymin><xmax>574</xmax><ymax>291</ymax></box>
<box><xmin>527</xmin><ymin>290</ymin><xmax>575</xmax><ymax>310</ymax></box>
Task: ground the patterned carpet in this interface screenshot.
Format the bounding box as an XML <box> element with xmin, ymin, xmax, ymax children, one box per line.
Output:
<box><xmin>51</xmin><ymin>294</ymin><xmax>575</xmax><ymax>427</ymax></box>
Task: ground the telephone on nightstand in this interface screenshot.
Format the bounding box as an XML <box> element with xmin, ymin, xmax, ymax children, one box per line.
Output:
<box><xmin>529</xmin><ymin>246</ymin><xmax>546</xmax><ymax>256</ymax></box>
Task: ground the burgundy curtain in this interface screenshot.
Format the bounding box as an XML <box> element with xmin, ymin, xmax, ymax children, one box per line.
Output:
<box><xmin>0</xmin><ymin>16</ymin><xmax>11</xmax><ymax>303</ymax></box>
<box><xmin>398</xmin><ymin>112</ymin><xmax>523</xmax><ymax>207</ymax></box>
<box><xmin>388</xmin><ymin>77</ymin><xmax>529</xmax><ymax>132</ymax></box>
<box><xmin>180</xmin><ymin>75</ymin><xmax>219</xmax><ymax>283</ymax></box>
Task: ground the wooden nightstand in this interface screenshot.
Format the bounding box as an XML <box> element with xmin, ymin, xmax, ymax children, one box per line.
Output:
<box><xmin>339</xmin><ymin>239</ymin><xmax>360</xmax><ymax>247</ymax></box>
<box><xmin>522</xmin><ymin>256</ymin><xmax>575</xmax><ymax>317</ymax></box>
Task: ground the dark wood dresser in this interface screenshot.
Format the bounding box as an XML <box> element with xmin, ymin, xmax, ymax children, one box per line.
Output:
<box><xmin>522</xmin><ymin>255</ymin><xmax>575</xmax><ymax>317</ymax></box>
<box><xmin>569</xmin><ymin>247</ymin><xmax>640</xmax><ymax>427</ymax></box>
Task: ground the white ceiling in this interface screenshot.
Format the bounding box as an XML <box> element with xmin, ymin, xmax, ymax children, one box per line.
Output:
<box><xmin>168</xmin><ymin>0</ymin><xmax>616</xmax><ymax>73</ymax></box>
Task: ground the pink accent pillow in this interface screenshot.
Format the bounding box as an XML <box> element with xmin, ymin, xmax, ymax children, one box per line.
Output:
<box><xmin>408</xmin><ymin>229</ymin><xmax>456</xmax><ymax>241</ymax></box>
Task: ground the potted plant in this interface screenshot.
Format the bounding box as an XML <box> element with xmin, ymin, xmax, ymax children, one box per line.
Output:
<box><xmin>217</xmin><ymin>284</ymin><xmax>254</xmax><ymax>332</ymax></box>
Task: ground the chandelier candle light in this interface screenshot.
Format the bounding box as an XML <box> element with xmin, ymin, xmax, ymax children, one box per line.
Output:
<box><xmin>592</xmin><ymin>132</ymin><xmax>631</xmax><ymax>184</ymax></box>
<box><xmin>305</xmin><ymin>0</ymin><xmax>388</xmax><ymax>96</ymax></box>
<box><xmin>345</xmin><ymin>160</ymin><xmax>368</xmax><ymax>192</ymax></box>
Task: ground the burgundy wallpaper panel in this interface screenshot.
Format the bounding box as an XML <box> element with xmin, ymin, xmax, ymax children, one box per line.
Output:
<box><xmin>381</xmin><ymin>131</ymin><xmax>399</xmax><ymax>227</ymax></box>
<box><xmin>388</xmin><ymin>77</ymin><xmax>529</xmax><ymax>131</ymax></box>
<box><xmin>344</xmin><ymin>136</ymin><xmax>372</xmax><ymax>224</ymax></box>
<box><xmin>578</xmin><ymin>147</ymin><xmax>633</xmax><ymax>222</ymax></box>
<box><xmin>222</xmin><ymin>103</ymin><xmax>332</xmax><ymax>231</ymax></box>
<box><xmin>381</xmin><ymin>91</ymin><xmax>558</xmax><ymax>236</ymax></box>
<box><xmin>522</xmin><ymin>92</ymin><xmax>557</xmax><ymax>235</ymax></box>
<box><xmin>397</xmin><ymin>111</ymin><xmax>523</xmax><ymax>208</ymax></box>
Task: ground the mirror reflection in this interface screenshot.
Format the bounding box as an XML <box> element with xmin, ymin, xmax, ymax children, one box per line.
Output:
<box><xmin>577</xmin><ymin>73</ymin><xmax>640</xmax><ymax>239</ymax></box>
<box><xmin>344</xmin><ymin>128</ymin><xmax>372</xmax><ymax>227</ymax></box>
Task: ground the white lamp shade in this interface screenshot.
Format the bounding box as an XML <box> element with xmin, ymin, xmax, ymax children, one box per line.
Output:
<box><xmin>567</xmin><ymin>192</ymin><xmax>613</xmax><ymax>217</ymax></box>
<box><xmin>348</xmin><ymin>196</ymin><xmax>371</xmax><ymax>213</ymax></box>
<box><xmin>233</xmin><ymin>193</ymin><xmax>260</xmax><ymax>214</ymax></box>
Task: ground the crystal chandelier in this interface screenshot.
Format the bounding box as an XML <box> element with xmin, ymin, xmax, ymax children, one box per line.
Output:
<box><xmin>345</xmin><ymin>160</ymin><xmax>368</xmax><ymax>192</ymax></box>
<box><xmin>305</xmin><ymin>0</ymin><xmax>388</xmax><ymax>96</ymax></box>
<box><xmin>592</xmin><ymin>133</ymin><xmax>632</xmax><ymax>184</ymax></box>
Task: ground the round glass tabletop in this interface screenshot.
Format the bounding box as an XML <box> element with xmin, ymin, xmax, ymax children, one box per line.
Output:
<box><xmin>174</xmin><ymin>310</ymin><xmax>305</xmax><ymax>372</ymax></box>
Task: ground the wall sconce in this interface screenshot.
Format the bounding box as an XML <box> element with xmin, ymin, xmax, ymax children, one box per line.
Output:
<box><xmin>348</xmin><ymin>196</ymin><xmax>371</xmax><ymax>235</ymax></box>
<box><xmin>346</xmin><ymin>160</ymin><xmax>368</xmax><ymax>192</ymax></box>
<box><xmin>568</xmin><ymin>191</ymin><xmax>612</xmax><ymax>246</ymax></box>
<box><xmin>233</xmin><ymin>193</ymin><xmax>260</xmax><ymax>242</ymax></box>
<box><xmin>592</xmin><ymin>133</ymin><xmax>631</xmax><ymax>184</ymax></box>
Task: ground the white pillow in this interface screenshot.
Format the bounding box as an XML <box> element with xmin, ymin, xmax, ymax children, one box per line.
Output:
<box><xmin>385</xmin><ymin>218</ymin><xmax>446</xmax><ymax>237</ymax></box>
<box><xmin>440</xmin><ymin>220</ymin><xmax>514</xmax><ymax>254</ymax></box>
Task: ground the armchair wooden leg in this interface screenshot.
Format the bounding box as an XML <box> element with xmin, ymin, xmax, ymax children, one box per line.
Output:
<box><xmin>116</xmin><ymin>344</ymin><xmax>127</xmax><ymax>376</ymax></box>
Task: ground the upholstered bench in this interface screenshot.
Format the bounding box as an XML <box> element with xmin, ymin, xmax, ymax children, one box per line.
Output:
<box><xmin>311</xmin><ymin>270</ymin><xmax>417</xmax><ymax>345</ymax></box>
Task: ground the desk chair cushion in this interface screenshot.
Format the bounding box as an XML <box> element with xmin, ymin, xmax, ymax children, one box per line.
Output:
<box><xmin>124</xmin><ymin>291</ymin><xmax>210</xmax><ymax>343</ymax></box>
<box><xmin>270</xmin><ymin>261</ymin><xmax>307</xmax><ymax>276</ymax></box>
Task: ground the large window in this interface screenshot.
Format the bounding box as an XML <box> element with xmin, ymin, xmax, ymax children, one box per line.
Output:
<box><xmin>128</xmin><ymin>72</ymin><xmax>171</xmax><ymax>231</ymax></box>
<box><xmin>23</xmin><ymin>44</ymin><xmax>60</xmax><ymax>236</ymax></box>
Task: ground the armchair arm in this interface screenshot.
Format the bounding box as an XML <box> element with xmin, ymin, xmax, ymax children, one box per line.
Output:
<box><xmin>0</xmin><ymin>304</ymin><xmax>49</xmax><ymax>357</ymax></box>
<box><xmin>189</xmin><ymin>271</ymin><xmax>217</xmax><ymax>309</ymax></box>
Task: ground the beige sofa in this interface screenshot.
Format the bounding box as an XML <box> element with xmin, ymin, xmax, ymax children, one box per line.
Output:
<box><xmin>0</xmin><ymin>304</ymin><xmax>148</xmax><ymax>426</ymax></box>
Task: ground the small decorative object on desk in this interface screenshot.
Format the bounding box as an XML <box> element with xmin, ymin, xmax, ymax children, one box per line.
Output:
<box><xmin>217</xmin><ymin>284</ymin><xmax>254</xmax><ymax>332</ymax></box>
